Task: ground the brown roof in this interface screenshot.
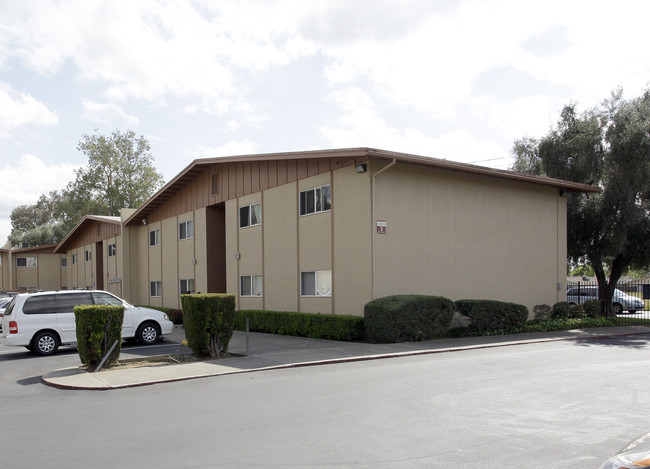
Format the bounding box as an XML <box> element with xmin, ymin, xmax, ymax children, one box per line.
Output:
<box><xmin>11</xmin><ymin>244</ymin><xmax>59</xmax><ymax>254</ymax></box>
<box><xmin>124</xmin><ymin>147</ymin><xmax>600</xmax><ymax>226</ymax></box>
<box><xmin>55</xmin><ymin>215</ymin><xmax>121</xmax><ymax>253</ymax></box>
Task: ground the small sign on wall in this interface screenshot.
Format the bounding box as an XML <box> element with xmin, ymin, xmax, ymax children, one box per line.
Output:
<box><xmin>376</xmin><ymin>220</ymin><xmax>387</xmax><ymax>234</ymax></box>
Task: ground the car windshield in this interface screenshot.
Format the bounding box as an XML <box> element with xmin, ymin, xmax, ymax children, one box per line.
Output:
<box><xmin>2</xmin><ymin>297</ymin><xmax>17</xmax><ymax>316</ymax></box>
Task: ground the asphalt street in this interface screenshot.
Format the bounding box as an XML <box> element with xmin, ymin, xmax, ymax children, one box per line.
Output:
<box><xmin>2</xmin><ymin>329</ymin><xmax>650</xmax><ymax>468</ymax></box>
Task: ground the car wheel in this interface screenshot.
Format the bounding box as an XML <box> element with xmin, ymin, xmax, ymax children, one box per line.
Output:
<box><xmin>32</xmin><ymin>331</ymin><xmax>59</xmax><ymax>355</ymax></box>
<box><xmin>137</xmin><ymin>322</ymin><xmax>160</xmax><ymax>345</ymax></box>
<box><xmin>612</xmin><ymin>303</ymin><xmax>624</xmax><ymax>315</ymax></box>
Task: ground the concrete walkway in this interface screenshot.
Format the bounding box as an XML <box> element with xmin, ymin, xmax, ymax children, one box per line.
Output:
<box><xmin>42</xmin><ymin>325</ymin><xmax>650</xmax><ymax>390</ymax></box>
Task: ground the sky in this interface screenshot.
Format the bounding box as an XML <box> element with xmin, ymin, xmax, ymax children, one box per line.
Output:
<box><xmin>1</xmin><ymin>0</ymin><xmax>649</xmax><ymax>245</ymax></box>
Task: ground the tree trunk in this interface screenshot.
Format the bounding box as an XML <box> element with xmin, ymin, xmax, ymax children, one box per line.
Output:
<box><xmin>591</xmin><ymin>252</ymin><xmax>631</xmax><ymax>319</ymax></box>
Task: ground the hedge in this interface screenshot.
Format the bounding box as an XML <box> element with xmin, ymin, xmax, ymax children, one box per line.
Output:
<box><xmin>364</xmin><ymin>295</ymin><xmax>455</xmax><ymax>343</ymax></box>
<box><xmin>75</xmin><ymin>304</ymin><xmax>124</xmax><ymax>371</ymax></box>
<box><xmin>454</xmin><ymin>299</ymin><xmax>528</xmax><ymax>333</ymax></box>
<box><xmin>234</xmin><ymin>310</ymin><xmax>364</xmax><ymax>341</ymax></box>
<box><xmin>181</xmin><ymin>294</ymin><xmax>235</xmax><ymax>358</ymax></box>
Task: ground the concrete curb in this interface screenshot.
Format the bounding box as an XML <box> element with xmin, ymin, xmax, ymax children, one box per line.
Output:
<box><xmin>41</xmin><ymin>329</ymin><xmax>650</xmax><ymax>391</ymax></box>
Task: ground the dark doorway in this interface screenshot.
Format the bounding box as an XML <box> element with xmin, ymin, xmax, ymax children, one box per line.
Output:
<box><xmin>95</xmin><ymin>241</ymin><xmax>104</xmax><ymax>290</ymax></box>
<box><xmin>206</xmin><ymin>203</ymin><xmax>226</xmax><ymax>293</ymax></box>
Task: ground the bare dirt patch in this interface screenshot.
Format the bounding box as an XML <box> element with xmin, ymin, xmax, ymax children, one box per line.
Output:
<box><xmin>102</xmin><ymin>352</ymin><xmax>239</xmax><ymax>371</ymax></box>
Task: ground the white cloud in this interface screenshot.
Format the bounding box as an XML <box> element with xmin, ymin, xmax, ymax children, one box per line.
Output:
<box><xmin>0</xmin><ymin>153</ymin><xmax>79</xmax><ymax>243</ymax></box>
<box><xmin>0</xmin><ymin>82</ymin><xmax>58</xmax><ymax>136</ymax></box>
<box><xmin>81</xmin><ymin>99</ymin><xmax>139</xmax><ymax>125</ymax></box>
<box><xmin>193</xmin><ymin>141</ymin><xmax>259</xmax><ymax>159</ymax></box>
<box><xmin>321</xmin><ymin>87</ymin><xmax>509</xmax><ymax>166</ymax></box>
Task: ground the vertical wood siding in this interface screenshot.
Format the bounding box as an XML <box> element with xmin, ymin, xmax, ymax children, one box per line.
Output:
<box><xmin>144</xmin><ymin>157</ymin><xmax>355</xmax><ymax>224</ymax></box>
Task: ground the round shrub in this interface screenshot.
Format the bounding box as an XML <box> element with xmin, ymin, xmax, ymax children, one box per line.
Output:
<box><xmin>533</xmin><ymin>304</ymin><xmax>552</xmax><ymax>321</ymax></box>
<box><xmin>551</xmin><ymin>301</ymin><xmax>570</xmax><ymax>319</ymax></box>
<box><xmin>568</xmin><ymin>303</ymin><xmax>585</xmax><ymax>318</ymax></box>
<box><xmin>364</xmin><ymin>295</ymin><xmax>455</xmax><ymax>343</ymax></box>
<box><xmin>583</xmin><ymin>299</ymin><xmax>601</xmax><ymax>318</ymax></box>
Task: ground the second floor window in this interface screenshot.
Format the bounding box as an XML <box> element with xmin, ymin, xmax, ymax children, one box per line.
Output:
<box><xmin>299</xmin><ymin>184</ymin><xmax>331</xmax><ymax>216</ymax></box>
<box><xmin>179</xmin><ymin>220</ymin><xmax>194</xmax><ymax>240</ymax></box>
<box><xmin>85</xmin><ymin>250</ymin><xmax>91</xmax><ymax>262</ymax></box>
<box><xmin>72</xmin><ymin>253</ymin><xmax>78</xmax><ymax>265</ymax></box>
<box><xmin>239</xmin><ymin>202</ymin><xmax>262</xmax><ymax>228</ymax></box>
<box><xmin>149</xmin><ymin>229</ymin><xmax>161</xmax><ymax>246</ymax></box>
<box><xmin>108</xmin><ymin>244</ymin><xmax>116</xmax><ymax>257</ymax></box>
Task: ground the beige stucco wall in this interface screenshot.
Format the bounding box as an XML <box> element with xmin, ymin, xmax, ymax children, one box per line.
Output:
<box><xmin>332</xmin><ymin>165</ymin><xmax>373</xmax><ymax>316</ymax></box>
<box><xmin>372</xmin><ymin>162</ymin><xmax>566</xmax><ymax>314</ymax></box>
<box><xmin>224</xmin><ymin>167</ymin><xmax>371</xmax><ymax>315</ymax></box>
<box><xmin>14</xmin><ymin>253</ymin><xmax>63</xmax><ymax>291</ymax></box>
<box><xmin>0</xmin><ymin>252</ymin><xmax>8</xmax><ymax>290</ymax></box>
<box><xmin>263</xmin><ymin>183</ymin><xmax>298</xmax><ymax>312</ymax></box>
<box><xmin>133</xmin><ymin>209</ymin><xmax>205</xmax><ymax>309</ymax></box>
<box><xmin>65</xmin><ymin>245</ymin><xmax>95</xmax><ymax>290</ymax></box>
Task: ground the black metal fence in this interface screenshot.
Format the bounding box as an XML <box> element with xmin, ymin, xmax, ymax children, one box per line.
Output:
<box><xmin>566</xmin><ymin>280</ymin><xmax>650</xmax><ymax>323</ymax></box>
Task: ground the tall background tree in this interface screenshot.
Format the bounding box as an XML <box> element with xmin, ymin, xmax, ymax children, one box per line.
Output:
<box><xmin>511</xmin><ymin>89</ymin><xmax>650</xmax><ymax>315</ymax></box>
<box><xmin>9</xmin><ymin>130</ymin><xmax>164</xmax><ymax>247</ymax></box>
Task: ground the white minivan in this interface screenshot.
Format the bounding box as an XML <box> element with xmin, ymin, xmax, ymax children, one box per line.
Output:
<box><xmin>0</xmin><ymin>290</ymin><xmax>174</xmax><ymax>355</ymax></box>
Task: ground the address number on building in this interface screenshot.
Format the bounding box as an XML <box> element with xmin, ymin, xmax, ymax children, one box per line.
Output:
<box><xmin>376</xmin><ymin>220</ymin><xmax>387</xmax><ymax>234</ymax></box>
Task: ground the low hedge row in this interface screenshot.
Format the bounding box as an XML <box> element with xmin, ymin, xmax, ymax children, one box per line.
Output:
<box><xmin>364</xmin><ymin>295</ymin><xmax>455</xmax><ymax>343</ymax></box>
<box><xmin>234</xmin><ymin>310</ymin><xmax>364</xmax><ymax>341</ymax></box>
<box><xmin>455</xmin><ymin>299</ymin><xmax>529</xmax><ymax>333</ymax></box>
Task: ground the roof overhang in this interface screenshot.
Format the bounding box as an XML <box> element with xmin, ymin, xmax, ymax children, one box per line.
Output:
<box><xmin>124</xmin><ymin>147</ymin><xmax>600</xmax><ymax>227</ymax></box>
<box><xmin>55</xmin><ymin>215</ymin><xmax>121</xmax><ymax>253</ymax></box>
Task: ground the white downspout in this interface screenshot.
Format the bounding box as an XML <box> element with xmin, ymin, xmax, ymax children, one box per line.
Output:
<box><xmin>371</xmin><ymin>158</ymin><xmax>397</xmax><ymax>300</ymax></box>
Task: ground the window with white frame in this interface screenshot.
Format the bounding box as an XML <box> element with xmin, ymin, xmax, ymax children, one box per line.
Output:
<box><xmin>240</xmin><ymin>274</ymin><xmax>263</xmax><ymax>297</ymax></box>
<box><xmin>150</xmin><ymin>281</ymin><xmax>162</xmax><ymax>297</ymax></box>
<box><xmin>179</xmin><ymin>220</ymin><xmax>194</xmax><ymax>240</ymax></box>
<box><xmin>16</xmin><ymin>257</ymin><xmax>37</xmax><ymax>267</ymax></box>
<box><xmin>85</xmin><ymin>250</ymin><xmax>91</xmax><ymax>262</ymax></box>
<box><xmin>180</xmin><ymin>278</ymin><xmax>195</xmax><ymax>295</ymax></box>
<box><xmin>239</xmin><ymin>202</ymin><xmax>262</xmax><ymax>228</ymax></box>
<box><xmin>108</xmin><ymin>243</ymin><xmax>116</xmax><ymax>257</ymax></box>
<box><xmin>299</xmin><ymin>184</ymin><xmax>331</xmax><ymax>216</ymax></box>
<box><xmin>72</xmin><ymin>253</ymin><xmax>78</xmax><ymax>265</ymax></box>
<box><xmin>149</xmin><ymin>229</ymin><xmax>161</xmax><ymax>246</ymax></box>
<box><xmin>300</xmin><ymin>270</ymin><xmax>332</xmax><ymax>296</ymax></box>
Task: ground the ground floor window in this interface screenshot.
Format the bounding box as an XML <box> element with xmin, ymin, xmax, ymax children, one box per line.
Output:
<box><xmin>16</xmin><ymin>257</ymin><xmax>37</xmax><ymax>267</ymax></box>
<box><xmin>300</xmin><ymin>270</ymin><xmax>332</xmax><ymax>296</ymax></box>
<box><xmin>150</xmin><ymin>281</ymin><xmax>162</xmax><ymax>297</ymax></box>
<box><xmin>180</xmin><ymin>278</ymin><xmax>195</xmax><ymax>295</ymax></box>
<box><xmin>240</xmin><ymin>274</ymin><xmax>263</xmax><ymax>297</ymax></box>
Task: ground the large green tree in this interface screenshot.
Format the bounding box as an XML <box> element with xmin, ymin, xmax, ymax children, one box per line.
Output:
<box><xmin>10</xmin><ymin>130</ymin><xmax>164</xmax><ymax>246</ymax></box>
<box><xmin>511</xmin><ymin>89</ymin><xmax>650</xmax><ymax>315</ymax></box>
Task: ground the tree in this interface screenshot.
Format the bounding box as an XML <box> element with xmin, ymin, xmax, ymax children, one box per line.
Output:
<box><xmin>67</xmin><ymin>129</ymin><xmax>164</xmax><ymax>216</ymax></box>
<box><xmin>511</xmin><ymin>89</ymin><xmax>650</xmax><ymax>316</ymax></box>
<box><xmin>9</xmin><ymin>130</ymin><xmax>164</xmax><ymax>246</ymax></box>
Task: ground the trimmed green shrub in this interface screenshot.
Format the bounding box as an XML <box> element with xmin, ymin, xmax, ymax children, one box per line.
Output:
<box><xmin>75</xmin><ymin>305</ymin><xmax>124</xmax><ymax>371</ymax></box>
<box><xmin>568</xmin><ymin>303</ymin><xmax>585</xmax><ymax>318</ymax></box>
<box><xmin>234</xmin><ymin>310</ymin><xmax>364</xmax><ymax>341</ymax></box>
<box><xmin>533</xmin><ymin>304</ymin><xmax>552</xmax><ymax>321</ymax></box>
<box><xmin>181</xmin><ymin>294</ymin><xmax>235</xmax><ymax>358</ymax></box>
<box><xmin>454</xmin><ymin>299</ymin><xmax>529</xmax><ymax>333</ymax></box>
<box><xmin>583</xmin><ymin>299</ymin><xmax>601</xmax><ymax>318</ymax></box>
<box><xmin>551</xmin><ymin>301</ymin><xmax>570</xmax><ymax>320</ymax></box>
<box><xmin>364</xmin><ymin>295</ymin><xmax>455</xmax><ymax>343</ymax></box>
